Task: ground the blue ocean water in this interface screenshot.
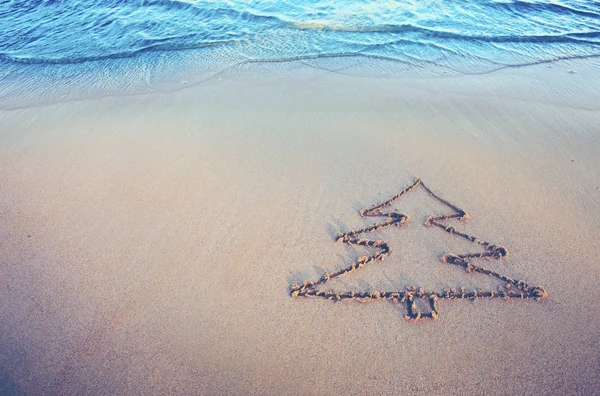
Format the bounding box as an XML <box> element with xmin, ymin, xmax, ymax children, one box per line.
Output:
<box><xmin>1</xmin><ymin>0</ymin><xmax>600</xmax><ymax>107</ymax></box>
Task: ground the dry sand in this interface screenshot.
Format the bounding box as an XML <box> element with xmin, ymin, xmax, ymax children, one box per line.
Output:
<box><xmin>1</xmin><ymin>59</ymin><xmax>599</xmax><ymax>394</ymax></box>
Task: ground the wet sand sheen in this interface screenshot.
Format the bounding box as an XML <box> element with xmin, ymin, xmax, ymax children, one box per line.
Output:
<box><xmin>0</xmin><ymin>60</ymin><xmax>599</xmax><ymax>394</ymax></box>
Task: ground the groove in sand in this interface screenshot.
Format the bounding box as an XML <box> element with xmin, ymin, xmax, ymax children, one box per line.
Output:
<box><xmin>290</xmin><ymin>178</ymin><xmax>547</xmax><ymax>321</ymax></box>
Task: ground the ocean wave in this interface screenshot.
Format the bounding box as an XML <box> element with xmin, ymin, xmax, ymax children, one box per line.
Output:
<box><xmin>1</xmin><ymin>0</ymin><xmax>599</xmax><ymax>64</ymax></box>
<box><xmin>0</xmin><ymin>0</ymin><xmax>599</xmax><ymax>107</ymax></box>
<box><xmin>490</xmin><ymin>1</ymin><xmax>600</xmax><ymax>19</ymax></box>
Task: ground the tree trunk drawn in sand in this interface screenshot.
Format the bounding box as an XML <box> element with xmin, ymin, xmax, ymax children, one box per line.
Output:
<box><xmin>290</xmin><ymin>178</ymin><xmax>547</xmax><ymax>321</ymax></box>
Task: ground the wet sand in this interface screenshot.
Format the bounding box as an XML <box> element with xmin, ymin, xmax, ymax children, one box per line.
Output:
<box><xmin>1</xmin><ymin>59</ymin><xmax>599</xmax><ymax>394</ymax></box>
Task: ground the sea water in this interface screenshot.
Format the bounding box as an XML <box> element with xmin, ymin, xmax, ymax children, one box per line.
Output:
<box><xmin>1</xmin><ymin>0</ymin><xmax>599</xmax><ymax>108</ymax></box>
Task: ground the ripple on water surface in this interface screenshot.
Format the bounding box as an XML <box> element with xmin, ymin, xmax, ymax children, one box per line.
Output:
<box><xmin>1</xmin><ymin>0</ymin><xmax>599</xmax><ymax>107</ymax></box>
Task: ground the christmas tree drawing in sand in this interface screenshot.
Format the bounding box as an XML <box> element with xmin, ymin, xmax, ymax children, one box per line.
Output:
<box><xmin>290</xmin><ymin>178</ymin><xmax>548</xmax><ymax>321</ymax></box>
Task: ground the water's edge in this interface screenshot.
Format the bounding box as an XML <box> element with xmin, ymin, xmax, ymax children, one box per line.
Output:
<box><xmin>2</xmin><ymin>0</ymin><xmax>599</xmax><ymax>109</ymax></box>
<box><xmin>2</xmin><ymin>52</ymin><xmax>600</xmax><ymax>112</ymax></box>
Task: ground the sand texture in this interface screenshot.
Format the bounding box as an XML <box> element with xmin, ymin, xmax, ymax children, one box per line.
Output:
<box><xmin>1</xmin><ymin>59</ymin><xmax>599</xmax><ymax>394</ymax></box>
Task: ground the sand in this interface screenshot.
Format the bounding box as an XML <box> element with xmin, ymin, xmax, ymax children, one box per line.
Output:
<box><xmin>1</xmin><ymin>59</ymin><xmax>599</xmax><ymax>394</ymax></box>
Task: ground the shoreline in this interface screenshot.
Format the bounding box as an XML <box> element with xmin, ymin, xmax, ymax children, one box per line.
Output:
<box><xmin>2</xmin><ymin>55</ymin><xmax>600</xmax><ymax>112</ymax></box>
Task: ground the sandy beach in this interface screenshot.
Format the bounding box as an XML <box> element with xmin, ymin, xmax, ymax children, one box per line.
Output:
<box><xmin>1</xmin><ymin>58</ymin><xmax>599</xmax><ymax>394</ymax></box>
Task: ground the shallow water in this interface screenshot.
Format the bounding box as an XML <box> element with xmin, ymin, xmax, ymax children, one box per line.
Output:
<box><xmin>1</xmin><ymin>0</ymin><xmax>600</xmax><ymax>107</ymax></box>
